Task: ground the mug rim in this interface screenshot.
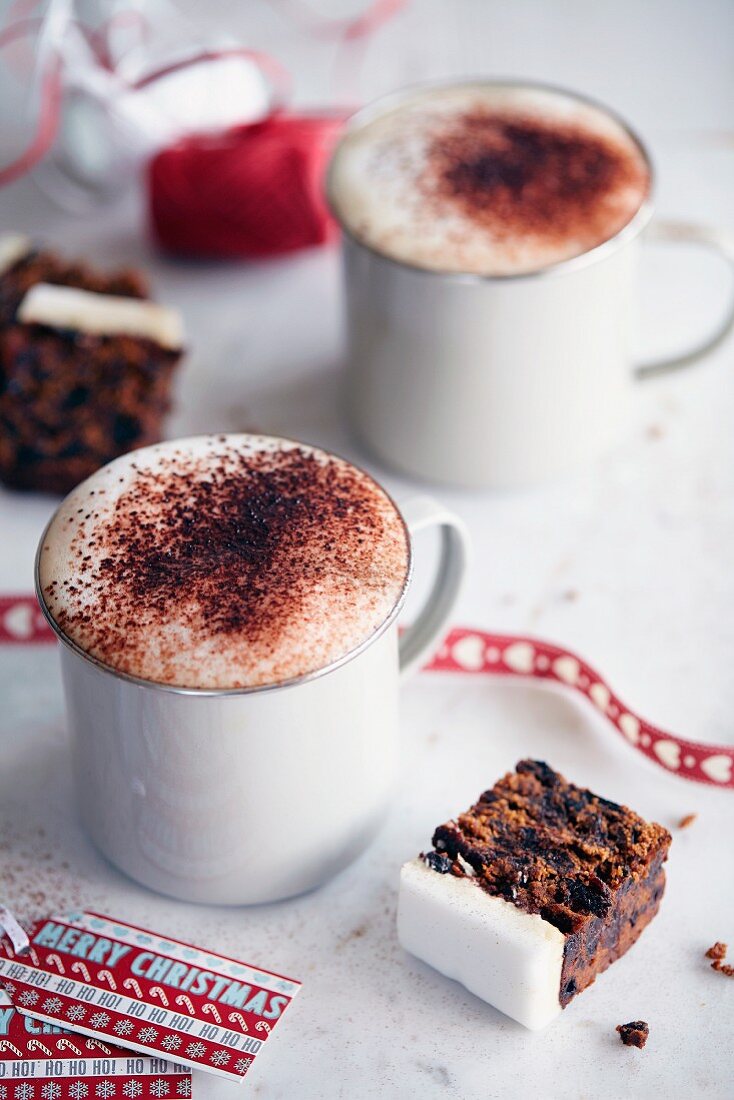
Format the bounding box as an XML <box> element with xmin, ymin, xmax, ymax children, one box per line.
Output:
<box><xmin>34</xmin><ymin>432</ymin><xmax>414</xmax><ymax>697</ymax></box>
<box><xmin>326</xmin><ymin>75</ymin><xmax>655</xmax><ymax>283</ymax></box>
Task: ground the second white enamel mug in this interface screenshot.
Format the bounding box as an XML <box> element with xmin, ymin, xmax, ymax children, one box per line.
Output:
<box><xmin>328</xmin><ymin>79</ymin><xmax>734</xmax><ymax>489</ymax></box>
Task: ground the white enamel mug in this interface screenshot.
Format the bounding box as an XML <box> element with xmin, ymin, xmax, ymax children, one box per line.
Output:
<box><xmin>36</xmin><ymin>453</ymin><xmax>469</xmax><ymax>906</ymax></box>
<box><xmin>328</xmin><ymin>80</ymin><xmax>734</xmax><ymax>489</ymax></box>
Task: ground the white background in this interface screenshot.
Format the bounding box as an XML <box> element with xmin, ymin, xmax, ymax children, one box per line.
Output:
<box><xmin>0</xmin><ymin>2</ymin><xmax>733</xmax><ymax>1097</ymax></box>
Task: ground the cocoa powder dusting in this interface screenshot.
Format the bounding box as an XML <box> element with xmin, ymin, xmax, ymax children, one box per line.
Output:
<box><xmin>42</xmin><ymin>441</ymin><xmax>409</xmax><ymax>689</ymax></box>
<box><xmin>422</xmin><ymin>110</ymin><xmax>648</xmax><ymax>254</ymax></box>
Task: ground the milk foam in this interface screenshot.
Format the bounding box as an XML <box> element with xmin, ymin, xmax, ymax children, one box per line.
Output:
<box><xmin>329</xmin><ymin>83</ymin><xmax>650</xmax><ymax>276</ymax></box>
<box><xmin>39</xmin><ymin>435</ymin><xmax>410</xmax><ymax>690</ymax></box>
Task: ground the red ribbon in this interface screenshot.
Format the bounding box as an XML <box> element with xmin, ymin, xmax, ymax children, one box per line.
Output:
<box><xmin>2</xmin><ymin>595</ymin><xmax>731</xmax><ymax>789</ymax></box>
<box><xmin>149</xmin><ymin>110</ymin><xmax>346</xmax><ymax>258</ymax></box>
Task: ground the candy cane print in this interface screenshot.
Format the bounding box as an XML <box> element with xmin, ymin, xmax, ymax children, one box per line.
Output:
<box><xmin>175</xmin><ymin>994</ymin><xmax>195</xmax><ymax>1015</ymax></box>
<box><xmin>98</xmin><ymin>970</ymin><xmax>118</xmax><ymax>991</ymax></box>
<box><xmin>26</xmin><ymin>1040</ymin><xmax>53</xmax><ymax>1056</ymax></box>
<box><xmin>86</xmin><ymin>1039</ymin><xmax>111</xmax><ymax>1054</ymax></box>
<box><xmin>122</xmin><ymin>977</ymin><xmax>142</xmax><ymax>998</ymax></box>
<box><xmin>255</xmin><ymin>1021</ymin><xmax>271</xmax><ymax>1035</ymax></box>
<box><xmin>28</xmin><ymin>948</ymin><xmax>39</xmax><ymax>966</ymax></box>
<box><xmin>150</xmin><ymin>985</ymin><xmax>169</xmax><ymax>1007</ymax></box>
<box><xmin>57</xmin><ymin>1038</ymin><xmax>82</xmax><ymax>1055</ymax></box>
<box><xmin>71</xmin><ymin>961</ymin><xmax>91</xmax><ymax>982</ymax></box>
<box><xmin>4</xmin><ymin>945</ymin><xmax>13</xmax><ymax>960</ymax></box>
<box><xmin>228</xmin><ymin>1012</ymin><xmax>249</xmax><ymax>1032</ymax></box>
<box><xmin>202</xmin><ymin>1003</ymin><xmax>221</xmax><ymax>1024</ymax></box>
<box><xmin>45</xmin><ymin>953</ymin><xmax>65</xmax><ymax>974</ymax></box>
<box><xmin>0</xmin><ymin>1041</ymin><xmax>23</xmax><ymax>1055</ymax></box>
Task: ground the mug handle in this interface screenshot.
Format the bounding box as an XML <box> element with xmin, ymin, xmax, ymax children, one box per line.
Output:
<box><xmin>636</xmin><ymin>219</ymin><xmax>734</xmax><ymax>379</ymax></box>
<box><xmin>397</xmin><ymin>496</ymin><xmax>470</xmax><ymax>680</ymax></box>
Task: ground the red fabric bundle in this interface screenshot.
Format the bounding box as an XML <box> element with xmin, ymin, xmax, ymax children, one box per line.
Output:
<box><xmin>148</xmin><ymin>111</ymin><xmax>346</xmax><ymax>259</ymax></box>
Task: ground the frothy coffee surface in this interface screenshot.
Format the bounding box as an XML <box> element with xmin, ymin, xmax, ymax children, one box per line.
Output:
<box><xmin>329</xmin><ymin>84</ymin><xmax>651</xmax><ymax>275</ymax></box>
<box><xmin>39</xmin><ymin>435</ymin><xmax>410</xmax><ymax>689</ymax></box>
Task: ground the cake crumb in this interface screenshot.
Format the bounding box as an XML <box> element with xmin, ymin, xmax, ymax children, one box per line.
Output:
<box><xmin>616</xmin><ymin>1020</ymin><xmax>649</xmax><ymax>1048</ymax></box>
<box><xmin>677</xmin><ymin>813</ymin><xmax>697</xmax><ymax>829</ymax></box>
<box><xmin>705</xmin><ymin>942</ymin><xmax>734</xmax><ymax>977</ymax></box>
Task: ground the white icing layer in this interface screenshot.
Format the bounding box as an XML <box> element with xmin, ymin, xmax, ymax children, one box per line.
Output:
<box><xmin>18</xmin><ymin>283</ymin><xmax>184</xmax><ymax>349</ymax></box>
<box><xmin>397</xmin><ymin>858</ymin><xmax>564</xmax><ymax>1030</ymax></box>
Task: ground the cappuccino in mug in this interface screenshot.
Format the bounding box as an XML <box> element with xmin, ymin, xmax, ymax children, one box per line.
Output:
<box><xmin>37</xmin><ymin>434</ymin><xmax>468</xmax><ymax>902</ymax></box>
<box><xmin>39</xmin><ymin>435</ymin><xmax>410</xmax><ymax>690</ymax></box>
<box><xmin>327</xmin><ymin>80</ymin><xmax>734</xmax><ymax>488</ymax></box>
<box><xmin>329</xmin><ymin>83</ymin><xmax>651</xmax><ymax>276</ymax></box>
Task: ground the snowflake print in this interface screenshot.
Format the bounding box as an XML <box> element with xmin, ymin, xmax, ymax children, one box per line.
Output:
<box><xmin>175</xmin><ymin>1083</ymin><xmax>191</xmax><ymax>1098</ymax></box>
<box><xmin>0</xmin><ymin>1085</ymin><xmax>8</xmax><ymax>1100</ymax></box>
<box><xmin>66</xmin><ymin>1004</ymin><xmax>86</xmax><ymax>1023</ymax></box>
<box><xmin>68</xmin><ymin>1085</ymin><xmax>88</xmax><ymax>1100</ymax></box>
<box><xmin>209</xmin><ymin>1051</ymin><xmax>230</xmax><ymax>1068</ymax></box>
<box><xmin>41</xmin><ymin>997</ymin><xmax>62</xmax><ymax>1014</ymax></box>
<box><xmin>234</xmin><ymin>1059</ymin><xmax>252</xmax><ymax>1075</ymax></box>
<box><xmin>120</xmin><ymin>1084</ymin><xmax>142</xmax><ymax>1100</ymax></box>
<box><xmin>113</xmin><ymin>1020</ymin><xmax>134</xmax><ymax>1037</ymax></box>
<box><xmin>184</xmin><ymin>1042</ymin><xmax>205</xmax><ymax>1059</ymax></box>
<box><xmin>14</xmin><ymin>1085</ymin><xmax>34</xmax><ymax>1100</ymax></box>
<box><xmin>161</xmin><ymin>1036</ymin><xmax>182</xmax><ymax>1052</ymax></box>
<box><xmin>18</xmin><ymin>990</ymin><xmax>40</xmax><ymax>1008</ymax></box>
<box><xmin>89</xmin><ymin>1012</ymin><xmax>111</xmax><ymax>1029</ymax></box>
<box><xmin>41</xmin><ymin>1085</ymin><xmax>61</xmax><ymax>1100</ymax></box>
<box><xmin>149</xmin><ymin>1083</ymin><xmax>169</xmax><ymax>1099</ymax></box>
<box><xmin>95</xmin><ymin>1083</ymin><xmax>115</xmax><ymax>1099</ymax></box>
<box><xmin>1</xmin><ymin>983</ymin><xmax>15</xmax><ymax>998</ymax></box>
<box><xmin>136</xmin><ymin>1027</ymin><xmax>158</xmax><ymax>1045</ymax></box>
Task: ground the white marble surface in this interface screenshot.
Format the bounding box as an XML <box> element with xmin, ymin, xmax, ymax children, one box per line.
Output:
<box><xmin>1</xmin><ymin>2</ymin><xmax>733</xmax><ymax>1097</ymax></box>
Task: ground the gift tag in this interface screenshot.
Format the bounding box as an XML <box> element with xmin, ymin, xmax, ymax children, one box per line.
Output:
<box><xmin>0</xmin><ymin>992</ymin><xmax>191</xmax><ymax>1100</ymax></box>
<box><xmin>0</xmin><ymin>913</ymin><xmax>301</xmax><ymax>1083</ymax></box>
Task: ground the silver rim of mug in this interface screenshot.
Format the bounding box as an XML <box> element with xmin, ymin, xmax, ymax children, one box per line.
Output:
<box><xmin>34</xmin><ymin>432</ymin><xmax>415</xmax><ymax>697</ymax></box>
<box><xmin>326</xmin><ymin>76</ymin><xmax>656</xmax><ymax>282</ymax></box>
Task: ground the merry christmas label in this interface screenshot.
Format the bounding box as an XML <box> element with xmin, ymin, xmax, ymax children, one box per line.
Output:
<box><xmin>0</xmin><ymin>992</ymin><xmax>190</xmax><ymax>1100</ymax></box>
<box><xmin>0</xmin><ymin>913</ymin><xmax>301</xmax><ymax>1083</ymax></box>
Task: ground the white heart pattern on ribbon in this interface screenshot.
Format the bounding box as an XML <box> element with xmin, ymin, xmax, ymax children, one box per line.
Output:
<box><xmin>451</xmin><ymin>634</ymin><xmax>486</xmax><ymax>671</ymax></box>
<box><xmin>503</xmin><ymin>642</ymin><xmax>535</xmax><ymax>674</ymax></box>
<box><xmin>653</xmin><ymin>740</ymin><xmax>681</xmax><ymax>770</ymax></box>
<box><xmin>589</xmin><ymin>683</ymin><xmax>611</xmax><ymax>711</ymax></box>
<box><xmin>618</xmin><ymin>714</ymin><xmax>640</xmax><ymax>744</ymax></box>
<box><xmin>700</xmin><ymin>754</ymin><xmax>732</xmax><ymax>784</ymax></box>
<box><xmin>552</xmin><ymin>656</ymin><xmax>580</xmax><ymax>685</ymax></box>
<box><xmin>3</xmin><ymin>603</ymin><xmax>34</xmax><ymax>639</ymax></box>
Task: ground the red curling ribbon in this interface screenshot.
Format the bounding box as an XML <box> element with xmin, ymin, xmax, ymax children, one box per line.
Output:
<box><xmin>148</xmin><ymin>110</ymin><xmax>346</xmax><ymax>258</ymax></box>
<box><xmin>2</xmin><ymin>594</ymin><xmax>731</xmax><ymax>789</ymax></box>
<box><xmin>0</xmin><ymin>1</ymin><xmax>405</xmax><ymax>256</ymax></box>
<box><xmin>0</xmin><ymin>17</ymin><xmax>63</xmax><ymax>187</ymax></box>
<box><xmin>426</xmin><ymin>628</ymin><xmax>734</xmax><ymax>789</ymax></box>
